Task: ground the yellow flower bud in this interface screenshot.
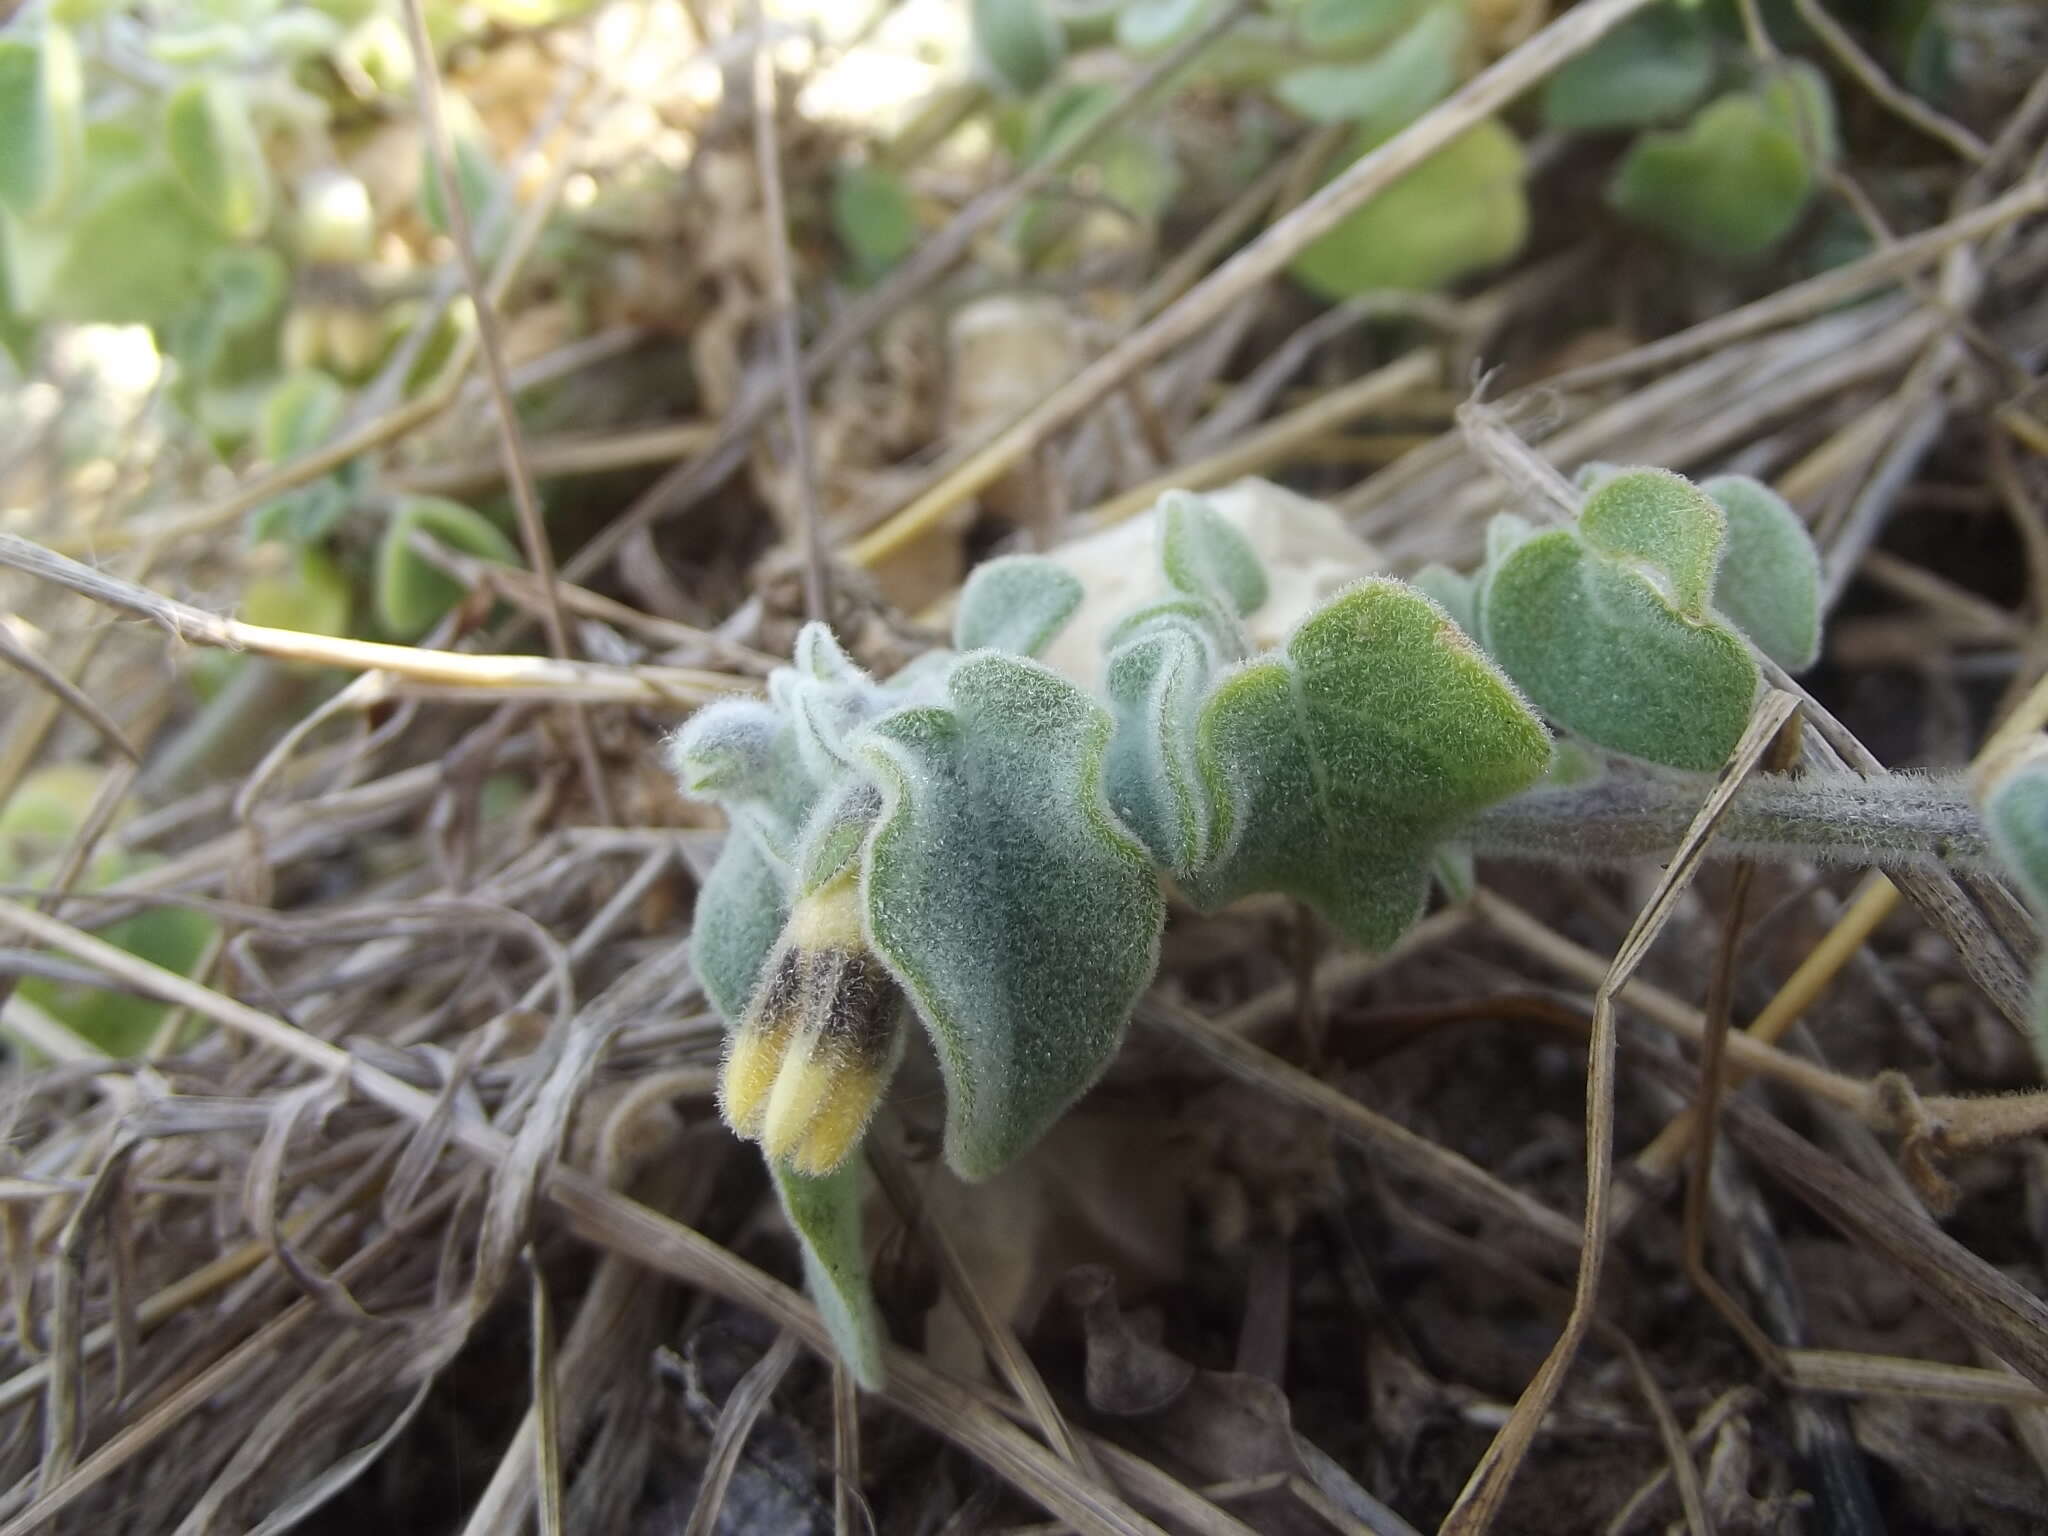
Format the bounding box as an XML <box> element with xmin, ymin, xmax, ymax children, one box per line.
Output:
<box><xmin>720</xmin><ymin>873</ymin><xmax>903</xmax><ymax>1176</ymax></box>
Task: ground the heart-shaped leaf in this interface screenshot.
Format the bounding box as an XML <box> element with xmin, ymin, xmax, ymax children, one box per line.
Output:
<box><xmin>1699</xmin><ymin>475</ymin><xmax>1821</xmax><ymax>672</ymax></box>
<box><xmin>1290</xmin><ymin>119</ymin><xmax>1527</xmax><ymax>297</ymax></box>
<box><xmin>856</xmin><ymin>653</ymin><xmax>1164</xmax><ymax>1180</ymax></box>
<box><xmin>0</xmin><ymin>28</ymin><xmax>82</xmax><ymax>221</ymax></box>
<box><xmin>1189</xmin><ymin>580</ymin><xmax>1552</xmax><ymax>948</ymax></box>
<box><xmin>1480</xmin><ymin>470</ymin><xmax>1758</xmax><ymax>771</ymax></box>
<box><xmin>774</xmin><ymin>1158</ymin><xmax>885</xmax><ymax>1389</ymax></box>
<box><xmin>164</xmin><ymin>77</ymin><xmax>274</xmax><ymax>239</ymax></box>
<box><xmin>374</xmin><ymin>496</ymin><xmax>521</xmax><ymax>639</ymax></box>
<box><xmin>1607</xmin><ymin>66</ymin><xmax>1835</xmax><ymax>261</ymax></box>
<box><xmin>1540</xmin><ymin>2</ymin><xmax>1713</xmax><ymax>130</ymax></box>
<box><xmin>955</xmin><ymin>555</ymin><xmax>1084</xmax><ymax>658</ymax></box>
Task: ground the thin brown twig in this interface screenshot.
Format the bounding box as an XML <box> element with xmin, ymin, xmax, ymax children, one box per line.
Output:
<box><xmin>400</xmin><ymin>0</ymin><xmax>614</xmax><ymax>827</ymax></box>
<box><xmin>1441</xmin><ymin>691</ymin><xmax>1799</xmax><ymax>1535</ymax></box>
<box><xmin>748</xmin><ymin>6</ymin><xmax>829</xmax><ymax>623</ymax></box>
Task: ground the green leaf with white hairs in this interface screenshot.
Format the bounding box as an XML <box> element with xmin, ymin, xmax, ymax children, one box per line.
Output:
<box><xmin>0</xmin><ymin>28</ymin><xmax>82</xmax><ymax>221</ymax></box>
<box><xmin>671</xmin><ymin>698</ymin><xmax>822</xmax><ymax>1023</ymax></box>
<box><xmin>1103</xmin><ymin>615</ymin><xmax>1220</xmax><ymax>878</ymax></box>
<box><xmin>955</xmin><ymin>555</ymin><xmax>1084</xmax><ymax>658</ymax></box>
<box><xmin>690</xmin><ymin>831</ymin><xmax>791</xmax><ymax>1026</ymax></box>
<box><xmin>856</xmin><ymin>653</ymin><xmax>1163</xmax><ymax>1181</ymax></box>
<box><xmin>1157</xmin><ymin>489</ymin><xmax>1269</xmax><ymax>618</ymax></box>
<box><xmin>1479</xmin><ymin>469</ymin><xmax>1758</xmax><ymax>771</ymax></box>
<box><xmin>164</xmin><ymin>77</ymin><xmax>274</xmax><ymax>239</ymax></box>
<box><xmin>773</xmin><ymin>1158</ymin><xmax>884</xmax><ymax>1389</ymax></box>
<box><xmin>972</xmin><ymin>0</ymin><xmax>1065</xmax><ymax>95</ymax></box>
<box><xmin>1189</xmin><ymin>580</ymin><xmax>1552</xmax><ymax>949</ymax></box>
<box><xmin>1700</xmin><ymin>475</ymin><xmax>1821</xmax><ymax>672</ymax></box>
<box><xmin>1983</xmin><ymin>748</ymin><xmax>2048</xmax><ymax>919</ymax></box>
<box><xmin>1411</xmin><ymin>563</ymin><xmax>1476</xmax><ymax>636</ymax></box>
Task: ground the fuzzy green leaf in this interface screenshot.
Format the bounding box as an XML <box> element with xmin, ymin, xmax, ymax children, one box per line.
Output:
<box><xmin>164</xmin><ymin>77</ymin><xmax>273</xmax><ymax>239</ymax></box>
<box><xmin>0</xmin><ymin>29</ymin><xmax>82</xmax><ymax>221</ymax></box>
<box><xmin>773</xmin><ymin>1158</ymin><xmax>885</xmax><ymax>1389</ymax></box>
<box><xmin>856</xmin><ymin>653</ymin><xmax>1163</xmax><ymax>1181</ymax></box>
<box><xmin>1290</xmin><ymin>120</ymin><xmax>1527</xmax><ymax>297</ymax></box>
<box><xmin>167</xmin><ymin>245</ymin><xmax>286</xmax><ymax>386</ymax></box>
<box><xmin>973</xmin><ymin>0</ymin><xmax>1065</xmax><ymax>95</ymax></box>
<box><xmin>1411</xmin><ymin>562</ymin><xmax>1476</xmax><ymax>636</ymax></box>
<box><xmin>670</xmin><ymin>698</ymin><xmax>822</xmax><ymax>1023</ymax></box>
<box><xmin>692</xmin><ymin>831</ymin><xmax>792</xmax><ymax>1027</ymax></box>
<box><xmin>1190</xmin><ymin>580</ymin><xmax>1552</xmax><ymax>948</ymax></box>
<box><xmin>1103</xmin><ymin>615</ymin><xmax>1218</xmax><ymax>878</ymax></box>
<box><xmin>1540</xmin><ymin>3</ymin><xmax>1713</xmax><ymax>130</ymax></box>
<box><xmin>1480</xmin><ymin>472</ymin><xmax>1758</xmax><ymax>771</ymax></box>
<box><xmin>374</xmin><ymin>496</ymin><xmax>520</xmax><ymax>639</ymax></box>
<box><xmin>1983</xmin><ymin>750</ymin><xmax>2048</xmax><ymax>919</ymax></box>
<box><xmin>261</xmin><ymin>369</ymin><xmax>348</xmax><ymax>462</ymax></box>
<box><xmin>1275</xmin><ymin>3</ymin><xmax>1463</xmax><ymax>133</ymax></box>
<box><xmin>1700</xmin><ymin>474</ymin><xmax>1821</xmax><ymax>671</ymax></box>
<box><xmin>1578</xmin><ymin>466</ymin><xmax>1725</xmax><ymax>614</ymax></box>
<box><xmin>955</xmin><ymin>555</ymin><xmax>1084</xmax><ymax>658</ymax></box>
<box><xmin>1157</xmin><ymin>489</ymin><xmax>1268</xmax><ymax>618</ymax></box>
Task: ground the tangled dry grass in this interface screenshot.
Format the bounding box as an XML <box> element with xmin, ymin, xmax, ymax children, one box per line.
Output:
<box><xmin>2</xmin><ymin>0</ymin><xmax>2048</xmax><ymax>1532</ymax></box>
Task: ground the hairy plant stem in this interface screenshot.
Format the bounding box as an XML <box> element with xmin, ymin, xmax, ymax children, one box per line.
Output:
<box><xmin>1469</xmin><ymin>771</ymin><xmax>1991</xmax><ymax>874</ymax></box>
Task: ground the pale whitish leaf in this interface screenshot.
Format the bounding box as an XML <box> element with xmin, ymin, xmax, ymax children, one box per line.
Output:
<box><xmin>164</xmin><ymin>77</ymin><xmax>274</xmax><ymax>238</ymax></box>
<box><xmin>1275</xmin><ymin>3</ymin><xmax>1463</xmax><ymax>132</ymax></box>
<box><xmin>0</xmin><ymin>28</ymin><xmax>82</xmax><ymax>220</ymax></box>
<box><xmin>857</xmin><ymin>653</ymin><xmax>1163</xmax><ymax>1180</ymax></box>
<box><xmin>1700</xmin><ymin>475</ymin><xmax>1821</xmax><ymax>671</ymax></box>
<box><xmin>774</xmin><ymin>1159</ymin><xmax>885</xmax><ymax>1389</ymax></box>
<box><xmin>1191</xmin><ymin>580</ymin><xmax>1551</xmax><ymax>948</ymax></box>
<box><xmin>1479</xmin><ymin>470</ymin><xmax>1757</xmax><ymax>771</ymax></box>
<box><xmin>954</xmin><ymin>555</ymin><xmax>1084</xmax><ymax>658</ymax></box>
